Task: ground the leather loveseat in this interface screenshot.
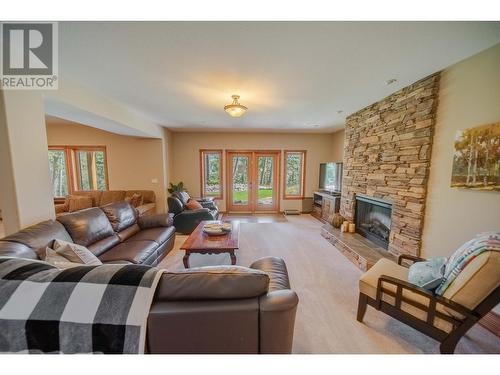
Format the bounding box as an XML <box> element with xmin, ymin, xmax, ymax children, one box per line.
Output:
<box><xmin>0</xmin><ymin>201</ymin><xmax>175</xmax><ymax>266</ymax></box>
<box><xmin>168</xmin><ymin>191</ymin><xmax>219</xmax><ymax>234</ymax></box>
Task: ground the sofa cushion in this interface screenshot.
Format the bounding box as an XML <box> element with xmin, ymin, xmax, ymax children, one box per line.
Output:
<box><xmin>57</xmin><ymin>207</ymin><xmax>115</xmax><ymax>247</ymax></box>
<box><xmin>155</xmin><ymin>266</ymin><xmax>270</xmax><ymax>301</ymax></box>
<box><xmin>136</xmin><ymin>203</ymin><xmax>156</xmax><ymax>217</ymax></box>
<box><xmin>72</xmin><ymin>190</ymin><xmax>102</xmax><ymax>206</ymax></box>
<box><xmin>117</xmin><ymin>223</ymin><xmax>141</xmax><ymax>242</ymax></box>
<box><xmin>87</xmin><ymin>234</ymin><xmax>120</xmax><ymax>257</ymax></box>
<box><xmin>66</xmin><ymin>195</ymin><xmax>93</xmax><ymax>212</ymax></box>
<box><xmin>126</xmin><ymin>227</ymin><xmax>175</xmax><ymax>245</ymax></box>
<box><xmin>0</xmin><ymin>220</ymin><xmax>72</xmax><ymax>258</ymax></box>
<box><xmin>99</xmin><ymin>190</ymin><xmax>126</xmax><ymax>206</ymax></box>
<box><xmin>101</xmin><ymin>201</ymin><xmax>137</xmax><ymax>232</ymax></box>
<box><xmin>98</xmin><ymin>240</ymin><xmax>159</xmax><ymax>264</ymax></box>
<box><xmin>126</xmin><ymin>190</ymin><xmax>155</xmax><ymax>204</ymax></box>
<box><xmin>125</xmin><ymin>193</ymin><xmax>143</xmax><ymax>208</ymax></box>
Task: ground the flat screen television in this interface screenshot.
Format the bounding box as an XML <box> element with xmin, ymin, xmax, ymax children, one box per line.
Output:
<box><xmin>319</xmin><ymin>162</ymin><xmax>343</xmax><ymax>193</ymax></box>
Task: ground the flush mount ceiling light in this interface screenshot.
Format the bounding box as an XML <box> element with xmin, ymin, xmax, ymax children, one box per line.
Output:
<box><xmin>224</xmin><ymin>95</ymin><xmax>247</xmax><ymax>117</ymax></box>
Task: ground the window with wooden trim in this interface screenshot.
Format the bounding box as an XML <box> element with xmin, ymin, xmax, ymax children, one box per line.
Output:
<box><xmin>200</xmin><ymin>149</ymin><xmax>223</xmax><ymax>198</ymax></box>
<box><xmin>48</xmin><ymin>146</ymin><xmax>109</xmax><ymax>197</ymax></box>
<box><xmin>284</xmin><ymin>150</ymin><xmax>306</xmax><ymax>199</ymax></box>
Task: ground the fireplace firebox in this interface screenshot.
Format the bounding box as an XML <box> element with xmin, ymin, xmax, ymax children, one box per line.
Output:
<box><xmin>355</xmin><ymin>195</ymin><xmax>392</xmax><ymax>249</ymax></box>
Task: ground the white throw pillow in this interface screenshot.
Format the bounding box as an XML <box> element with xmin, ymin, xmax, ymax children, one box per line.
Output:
<box><xmin>44</xmin><ymin>248</ymin><xmax>85</xmax><ymax>269</ymax></box>
<box><xmin>52</xmin><ymin>239</ymin><xmax>102</xmax><ymax>266</ymax></box>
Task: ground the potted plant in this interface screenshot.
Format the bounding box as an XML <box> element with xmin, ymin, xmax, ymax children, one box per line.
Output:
<box><xmin>168</xmin><ymin>182</ymin><xmax>187</xmax><ymax>194</ymax></box>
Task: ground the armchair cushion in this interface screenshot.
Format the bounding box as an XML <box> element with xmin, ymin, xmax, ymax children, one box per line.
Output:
<box><xmin>441</xmin><ymin>250</ymin><xmax>500</xmax><ymax>313</ymax></box>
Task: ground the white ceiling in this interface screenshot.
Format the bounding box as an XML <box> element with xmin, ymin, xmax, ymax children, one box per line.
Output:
<box><xmin>59</xmin><ymin>21</ymin><xmax>500</xmax><ymax>133</ymax></box>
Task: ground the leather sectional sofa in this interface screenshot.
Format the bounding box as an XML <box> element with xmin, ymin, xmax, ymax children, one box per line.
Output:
<box><xmin>55</xmin><ymin>189</ymin><xmax>157</xmax><ymax>217</ymax></box>
<box><xmin>0</xmin><ymin>201</ymin><xmax>299</xmax><ymax>353</ymax></box>
<box><xmin>0</xmin><ymin>201</ymin><xmax>175</xmax><ymax>266</ymax></box>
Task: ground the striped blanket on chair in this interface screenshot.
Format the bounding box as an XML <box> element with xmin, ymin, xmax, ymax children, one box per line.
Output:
<box><xmin>0</xmin><ymin>257</ymin><xmax>164</xmax><ymax>353</ymax></box>
<box><xmin>435</xmin><ymin>232</ymin><xmax>500</xmax><ymax>295</ymax></box>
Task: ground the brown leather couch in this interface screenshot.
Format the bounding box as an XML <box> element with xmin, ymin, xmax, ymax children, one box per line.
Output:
<box><xmin>0</xmin><ymin>201</ymin><xmax>174</xmax><ymax>266</ymax></box>
<box><xmin>0</xmin><ymin>203</ymin><xmax>299</xmax><ymax>353</ymax></box>
<box><xmin>55</xmin><ymin>190</ymin><xmax>156</xmax><ymax>217</ymax></box>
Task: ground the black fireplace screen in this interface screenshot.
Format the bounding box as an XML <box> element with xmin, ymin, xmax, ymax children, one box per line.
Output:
<box><xmin>355</xmin><ymin>196</ymin><xmax>392</xmax><ymax>249</ymax></box>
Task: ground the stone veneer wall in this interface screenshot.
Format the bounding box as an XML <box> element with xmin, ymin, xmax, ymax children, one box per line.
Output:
<box><xmin>340</xmin><ymin>73</ymin><xmax>440</xmax><ymax>256</ymax></box>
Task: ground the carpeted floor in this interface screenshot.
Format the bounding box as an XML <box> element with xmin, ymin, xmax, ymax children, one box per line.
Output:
<box><xmin>159</xmin><ymin>214</ymin><xmax>500</xmax><ymax>354</ymax></box>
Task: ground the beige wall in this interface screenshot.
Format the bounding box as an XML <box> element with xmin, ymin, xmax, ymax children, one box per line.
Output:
<box><xmin>331</xmin><ymin>129</ymin><xmax>345</xmax><ymax>162</ymax></box>
<box><xmin>171</xmin><ymin>132</ymin><xmax>341</xmax><ymax>212</ymax></box>
<box><xmin>0</xmin><ymin>91</ymin><xmax>54</xmax><ymax>235</ymax></box>
<box><xmin>422</xmin><ymin>44</ymin><xmax>500</xmax><ymax>258</ymax></box>
<box><xmin>46</xmin><ymin>121</ymin><xmax>167</xmax><ymax>213</ymax></box>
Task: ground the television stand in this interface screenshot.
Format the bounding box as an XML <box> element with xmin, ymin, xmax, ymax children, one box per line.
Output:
<box><xmin>311</xmin><ymin>191</ymin><xmax>341</xmax><ymax>223</ymax></box>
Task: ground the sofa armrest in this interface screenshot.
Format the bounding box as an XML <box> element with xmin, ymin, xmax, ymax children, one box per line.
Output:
<box><xmin>250</xmin><ymin>257</ymin><xmax>298</xmax><ymax>353</ymax></box>
<box><xmin>138</xmin><ymin>213</ymin><xmax>173</xmax><ymax>229</ymax></box>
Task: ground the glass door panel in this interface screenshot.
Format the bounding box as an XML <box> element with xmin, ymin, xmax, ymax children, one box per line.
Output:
<box><xmin>227</xmin><ymin>151</ymin><xmax>280</xmax><ymax>213</ymax></box>
<box><xmin>255</xmin><ymin>153</ymin><xmax>279</xmax><ymax>212</ymax></box>
<box><xmin>227</xmin><ymin>152</ymin><xmax>253</xmax><ymax>212</ymax></box>
<box><xmin>232</xmin><ymin>155</ymin><xmax>250</xmax><ymax>205</ymax></box>
<box><xmin>256</xmin><ymin>156</ymin><xmax>274</xmax><ymax>209</ymax></box>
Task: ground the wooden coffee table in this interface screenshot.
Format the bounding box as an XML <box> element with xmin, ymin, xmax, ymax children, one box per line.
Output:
<box><xmin>180</xmin><ymin>220</ymin><xmax>240</xmax><ymax>268</ymax></box>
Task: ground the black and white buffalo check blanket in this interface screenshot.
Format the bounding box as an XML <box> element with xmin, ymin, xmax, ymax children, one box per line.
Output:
<box><xmin>0</xmin><ymin>257</ymin><xmax>164</xmax><ymax>353</ymax></box>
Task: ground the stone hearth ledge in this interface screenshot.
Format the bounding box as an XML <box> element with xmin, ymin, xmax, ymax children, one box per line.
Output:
<box><xmin>321</xmin><ymin>223</ymin><xmax>396</xmax><ymax>271</ymax></box>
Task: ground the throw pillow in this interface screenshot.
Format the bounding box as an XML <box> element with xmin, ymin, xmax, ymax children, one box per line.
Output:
<box><xmin>185</xmin><ymin>198</ymin><xmax>203</xmax><ymax>210</ymax></box>
<box><xmin>52</xmin><ymin>239</ymin><xmax>103</xmax><ymax>266</ymax></box>
<box><xmin>125</xmin><ymin>193</ymin><xmax>143</xmax><ymax>208</ymax></box>
<box><xmin>44</xmin><ymin>247</ymin><xmax>85</xmax><ymax>269</ymax></box>
<box><xmin>408</xmin><ymin>257</ymin><xmax>447</xmax><ymax>290</ymax></box>
<box><xmin>66</xmin><ymin>195</ymin><xmax>93</xmax><ymax>212</ymax></box>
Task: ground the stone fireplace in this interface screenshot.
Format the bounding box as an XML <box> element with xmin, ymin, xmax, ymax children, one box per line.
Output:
<box><xmin>355</xmin><ymin>195</ymin><xmax>392</xmax><ymax>250</ymax></box>
<box><xmin>340</xmin><ymin>73</ymin><xmax>440</xmax><ymax>257</ymax></box>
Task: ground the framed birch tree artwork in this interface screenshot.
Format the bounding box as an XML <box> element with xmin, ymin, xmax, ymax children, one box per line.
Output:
<box><xmin>451</xmin><ymin>122</ymin><xmax>499</xmax><ymax>191</ymax></box>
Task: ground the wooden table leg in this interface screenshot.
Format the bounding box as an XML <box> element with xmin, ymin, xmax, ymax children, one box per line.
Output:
<box><xmin>229</xmin><ymin>250</ymin><xmax>236</xmax><ymax>265</ymax></box>
<box><xmin>183</xmin><ymin>251</ymin><xmax>190</xmax><ymax>268</ymax></box>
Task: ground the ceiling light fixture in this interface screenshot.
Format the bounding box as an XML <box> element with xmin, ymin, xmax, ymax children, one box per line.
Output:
<box><xmin>224</xmin><ymin>95</ymin><xmax>247</xmax><ymax>117</ymax></box>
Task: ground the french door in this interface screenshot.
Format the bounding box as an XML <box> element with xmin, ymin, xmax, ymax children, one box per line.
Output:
<box><xmin>226</xmin><ymin>151</ymin><xmax>280</xmax><ymax>213</ymax></box>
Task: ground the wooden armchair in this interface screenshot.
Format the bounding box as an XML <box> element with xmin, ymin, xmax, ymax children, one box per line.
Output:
<box><xmin>357</xmin><ymin>253</ymin><xmax>500</xmax><ymax>353</ymax></box>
